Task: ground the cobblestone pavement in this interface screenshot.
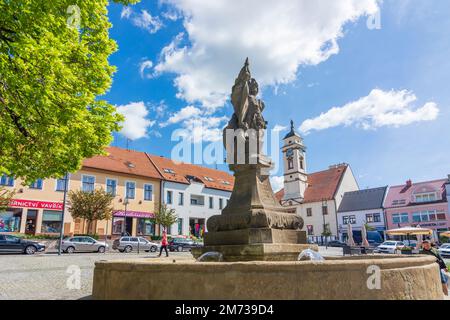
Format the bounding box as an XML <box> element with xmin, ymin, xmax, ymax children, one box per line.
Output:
<box><xmin>0</xmin><ymin>251</ymin><xmax>193</xmax><ymax>300</ymax></box>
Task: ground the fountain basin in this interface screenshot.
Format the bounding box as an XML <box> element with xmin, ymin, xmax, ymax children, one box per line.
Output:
<box><xmin>92</xmin><ymin>255</ymin><xmax>443</xmax><ymax>300</ymax></box>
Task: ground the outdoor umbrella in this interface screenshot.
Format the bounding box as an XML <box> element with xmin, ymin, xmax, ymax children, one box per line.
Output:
<box><xmin>361</xmin><ymin>224</ymin><xmax>370</xmax><ymax>248</ymax></box>
<box><xmin>440</xmin><ymin>231</ymin><xmax>450</xmax><ymax>238</ymax></box>
<box><xmin>347</xmin><ymin>223</ymin><xmax>355</xmax><ymax>247</ymax></box>
<box><xmin>386</xmin><ymin>226</ymin><xmax>432</xmax><ymax>246</ymax></box>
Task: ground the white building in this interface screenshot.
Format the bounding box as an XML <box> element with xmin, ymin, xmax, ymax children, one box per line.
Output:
<box><xmin>446</xmin><ymin>175</ymin><xmax>450</xmax><ymax>216</ymax></box>
<box><xmin>148</xmin><ymin>155</ymin><xmax>233</xmax><ymax>237</ymax></box>
<box><xmin>337</xmin><ymin>187</ymin><xmax>388</xmax><ymax>243</ymax></box>
<box><xmin>275</xmin><ymin>121</ymin><xmax>359</xmax><ymax>242</ymax></box>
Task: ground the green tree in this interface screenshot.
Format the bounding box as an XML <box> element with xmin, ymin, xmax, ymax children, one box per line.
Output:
<box><xmin>321</xmin><ymin>223</ymin><xmax>332</xmax><ymax>237</ymax></box>
<box><xmin>153</xmin><ymin>204</ymin><xmax>178</xmax><ymax>233</ymax></box>
<box><xmin>0</xmin><ymin>0</ymin><xmax>139</xmax><ymax>184</ymax></box>
<box><xmin>0</xmin><ymin>186</ymin><xmax>15</xmax><ymax>211</ymax></box>
<box><xmin>68</xmin><ymin>188</ymin><xmax>114</xmax><ymax>235</ymax></box>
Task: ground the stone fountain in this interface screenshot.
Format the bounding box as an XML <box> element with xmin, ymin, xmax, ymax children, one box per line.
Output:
<box><xmin>92</xmin><ymin>60</ymin><xmax>444</xmax><ymax>300</ymax></box>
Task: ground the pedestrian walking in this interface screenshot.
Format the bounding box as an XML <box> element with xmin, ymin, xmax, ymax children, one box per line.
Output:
<box><xmin>158</xmin><ymin>230</ymin><xmax>169</xmax><ymax>257</ymax></box>
<box><xmin>421</xmin><ymin>240</ymin><xmax>448</xmax><ymax>296</ymax></box>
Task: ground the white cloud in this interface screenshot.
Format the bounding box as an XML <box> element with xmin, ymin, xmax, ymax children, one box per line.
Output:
<box><xmin>163</xmin><ymin>105</ymin><xmax>203</xmax><ymax>126</ymax></box>
<box><xmin>270</xmin><ymin>176</ymin><xmax>284</xmax><ymax>193</ymax></box>
<box><xmin>122</xmin><ymin>9</ymin><xmax>163</xmax><ymax>34</ymax></box>
<box><xmin>139</xmin><ymin>60</ymin><xmax>153</xmax><ymax>79</ymax></box>
<box><xmin>273</xmin><ymin>125</ymin><xmax>288</xmax><ymax>133</ymax></box>
<box><xmin>300</xmin><ymin>89</ymin><xmax>440</xmax><ymax>134</ymax></box>
<box><xmin>156</xmin><ymin>0</ymin><xmax>380</xmax><ymax>109</ymax></box>
<box><xmin>121</xmin><ymin>7</ymin><xmax>133</xmax><ymax>19</ymax></box>
<box><xmin>116</xmin><ymin>102</ymin><xmax>155</xmax><ymax>140</ymax></box>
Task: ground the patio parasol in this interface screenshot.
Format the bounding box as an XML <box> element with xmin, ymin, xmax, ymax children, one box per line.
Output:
<box><xmin>347</xmin><ymin>223</ymin><xmax>355</xmax><ymax>247</ymax></box>
<box><xmin>386</xmin><ymin>226</ymin><xmax>432</xmax><ymax>247</ymax></box>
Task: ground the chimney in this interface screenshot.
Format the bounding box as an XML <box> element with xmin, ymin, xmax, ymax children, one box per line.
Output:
<box><xmin>406</xmin><ymin>179</ymin><xmax>412</xmax><ymax>187</ymax></box>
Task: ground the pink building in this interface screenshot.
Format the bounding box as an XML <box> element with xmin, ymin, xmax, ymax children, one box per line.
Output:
<box><xmin>384</xmin><ymin>179</ymin><xmax>449</xmax><ymax>240</ymax></box>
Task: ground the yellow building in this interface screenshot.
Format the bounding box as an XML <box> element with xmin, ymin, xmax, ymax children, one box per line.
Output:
<box><xmin>0</xmin><ymin>147</ymin><xmax>162</xmax><ymax>238</ymax></box>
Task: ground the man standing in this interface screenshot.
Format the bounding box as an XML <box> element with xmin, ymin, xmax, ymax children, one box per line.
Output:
<box><xmin>421</xmin><ymin>240</ymin><xmax>448</xmax><ymax>296</ymax></box>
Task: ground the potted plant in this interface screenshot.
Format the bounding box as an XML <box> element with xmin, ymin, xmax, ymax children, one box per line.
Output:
<box><xmin>400</xmin><ymin>247</ymin><xmax>413</xmax><ymax>255</ymax></box>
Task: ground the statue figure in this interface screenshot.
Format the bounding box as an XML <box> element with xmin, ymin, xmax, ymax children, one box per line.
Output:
<box><xmin>224</xmin><ymin>58</ymin><xmax>268</xmax><ymax>162</ymax></box>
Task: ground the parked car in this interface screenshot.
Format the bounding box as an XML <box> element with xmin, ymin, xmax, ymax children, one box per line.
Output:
<box><xmin>374</xmin><ymin>241</ymin><xmax>405</xmax><ymax>254</ymax></box>
<box><xmin>0</xmin><ymin>234</ymin><xmax>46</xmax><ymax>255</ymax></box>
<box><xmin>60</xmin><ymin>236</ymin><xmax>108</xmax><ymax>254</ymax></box>
<box><xmin>168</xmin><ymin>237</ymin><xmax>202</xmax><ymax>252</ymax></box>
<box><xmin>327</xmin><ymin>240</ymin><xmax>347</xmax><ymax>247</ymax></box>
<box><xmin>438</xmin><ymin>243</ymin><xmax>450</xmax><ymax>258</ymax></box>
<box><xmin>112</xmin><ymin>237</ymin><xmax>159</xmax><ymax>253</ymax></box>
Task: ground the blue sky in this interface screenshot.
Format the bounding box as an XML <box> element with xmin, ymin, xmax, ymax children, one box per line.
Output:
<box><xmin>103</xmin><ymin>0</ymin><xmax>450</xmax><ymax>191</ymax></box>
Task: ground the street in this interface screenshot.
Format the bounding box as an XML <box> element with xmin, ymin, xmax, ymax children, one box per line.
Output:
<box><xmin>0</xmin><ymin>251</ymin><xmax>193</xmax><ymax>300</ymax></box>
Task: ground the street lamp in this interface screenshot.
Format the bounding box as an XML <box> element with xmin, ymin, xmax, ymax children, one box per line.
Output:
<box><xmin>122</xmin><ymin>197</ymin><xmax>129</xmax><ymax>235</ymax></box>
<box><xmin>58</xmin><ymin>173</ymin><xmax>69</xmax><ymax>256</ymax></box>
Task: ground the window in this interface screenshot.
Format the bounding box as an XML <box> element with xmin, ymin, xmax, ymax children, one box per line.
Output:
<box><xmin>349</xmin><ymin>216</ymin><xmax>356</xmax><ymax>224</ymax></box>
<box><xmin>373</xmin><ymin>213</ymin><xmax>382</xmax><ymax>223</ymax></box>
<box><xmin>166</xmin><ymin>191</ymin><xmax>173</xmax><ymax>204</ymax></box>
<box><xmin>392</xmin><ymin>213</ymin><xmax>409</xmax><ymax>224</ymax></box>
<box><xmin>126</xmin><ymin>181</ymin><xmax>136</xmax><ymax>199</ymax></box>
<box><xmin>0</xmin><ymin>174</ymin><xmax>14</xmax><ymax>187</ymax></box>
<box><xmin>366</xmin><ymin>214</ymin><xmax>374</xmax><ymax>223</ymax></box>
<box><xmin>137</xmin><ymin>219</ymin><xmax>154</xmax><ymax>236</ymax></box>
<box><xmin>288</xmin><ymin>160</ymin><xmax>294</xmax><ymax>170</ymax></box>
<box><xmin>204</xmin><ymin>177</ymin><xmax>214</xmax><ymax>182</ymax></box>
<box><xmin>82</xmin><ymin>175</ymin><xmax>95</xmax><ymax>192</ymax></box>
<box><xmin>41</xmin><ymin>211</ymin><xmax>62</xmax><ymax>234</ymax></box>
<box><xmin>112</xmin><ymin>217</ymin><xmax>124</xmax><ymax>234</ymax></box>
<box><xmin>190</xmin><ymin>195</ymin><xmax>205</xmax><ymax>206</ymax></box>
<box><xmin>219</xmin><ymin>198</ymin><xmax>224</xmax><ymax>210</ymax></box>
<box><xmin>178</xmin><ymin>192</ymin><xmax>184</xmax><ymax>206</ymax></box>
<box><xmin>415</xmin><ymin>193</ymin><xmax>437</xmax><ymax>203</ymax></box>
<box><xmin>343</xmin><ymin>216</ymin><xmax>349</xmax><ymax>225</ymax></box>
<box><xmin>178</xmin><ymin>218</ymin><xmax>183</xmax><ymax>235</ymax></box>
<box><xmin>306</xmin><ymin>208</ymin><xmax>312</xmax><ymax>217</ymax></box>
<box><xmin>144</xmin><ymin>184</ymin><xmax>153</xmax><ymax>201</ymax></box>
<box><xmin>0</xmin><ymin>209</ymin><xmax>22</xmax><ymax>232</ymax></box>
<box><xmin>392</xmin><ymin>199</ymin><xmax>407</xmax><ymax>206</ymax></box>
<box><xmin>300</xmin><ymin>157</ymin><xmax>305</xmax><ymax>170</ymax></box>
<box><xmin>163</xmin><ymin>168</ymin><xmax>175</xmax><ymax>174</ymax></box>
<box><xmin>56</xmin><ymin>177</ymin><xmax>68</xmax><ymax>192</ymax></box>
<box><xmin>221</xmin><ymin>180</ymin><xmax>231</xmax><ymax>185</ymax></box>
<box><xmin>411</xmin><ymin>210</ymin><xmax>445</xmax><ymax>223</ymax></box>
<box><xmin>29</xmin><ymin>179</ymin><xmax>43</xmax><ymax>190</ymax></box>
<box><xmin>307</xmin><ymin>225</ymin><xmax>314</xmax><ymax>236</ymax></box>
<box><xmin>209</xmin><ymin>197</ymin><xmax>214</xmax><ymax>209</ymax></box>
<box><xmin>106</xmin><ymin>179</ymin><xmax>117</xmax><ymax>196</ymax></box>
<box><xmin>322</xmin><ymin>206</ymin><xmax>328</xmax><ymax>215</ymax></box>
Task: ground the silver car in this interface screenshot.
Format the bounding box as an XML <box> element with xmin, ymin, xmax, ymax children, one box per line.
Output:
<box><xmin>112</xmin><ymin>236</ymin><xmax>159</xmax><ymax>253</ymax></box>
<box><xmin>60</xmin><ymin>236</ymin><xmax>108</xmax><ymax>254</ymax></box>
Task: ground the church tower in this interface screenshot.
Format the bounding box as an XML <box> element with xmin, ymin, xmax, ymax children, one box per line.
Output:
<box><xmin>281</xmin><ymin>120</ymin><xmax>308</xmax><ymax>206</ymax></box>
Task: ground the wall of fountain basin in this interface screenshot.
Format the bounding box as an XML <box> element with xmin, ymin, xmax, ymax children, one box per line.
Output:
<box><xmin>92</xmin><ymin>255</ymin><xmax>444</xmax><ymax>300</ymax></box>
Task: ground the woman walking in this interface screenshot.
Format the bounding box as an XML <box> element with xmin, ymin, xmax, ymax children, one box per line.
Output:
<box><xmin>158</xmin><ymin>230</ymin><xmax>169</xmax><ymax>257</ymax></box>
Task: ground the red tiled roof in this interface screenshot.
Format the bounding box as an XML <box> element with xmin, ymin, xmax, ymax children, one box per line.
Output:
<box><xmin>147</xmin><ymin>155</ymin><xmax>235</xmax><ymax>192</ymax></box>
<box><xmin>275</xmin><ymin>165</ymin><xmax>349</xmax><ymax>203</ymax></box>
<box><xmin>82</xmin><ymin>147</ymin><xmax>162</xmax><ymax>180</ymax></box>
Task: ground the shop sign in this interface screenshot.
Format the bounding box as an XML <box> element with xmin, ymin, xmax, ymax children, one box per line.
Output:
<box><xmin>9</xmin><ymin>199</ymin><xmax>63</xmax><ymax>211</ymax></box>
<box><xmin>113</xmin><ymin>210</ymin><xmax>155</xmax><ymax>219</ymax></box>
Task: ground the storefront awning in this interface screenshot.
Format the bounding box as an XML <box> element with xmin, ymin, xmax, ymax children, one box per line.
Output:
<box><xmin>113</xmin><ymin>210</ymin><xmax>155</xmax><ymax>219</ymax></box>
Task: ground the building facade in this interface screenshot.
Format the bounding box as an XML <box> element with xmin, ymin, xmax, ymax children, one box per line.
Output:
<box><xmin>276</xmin><ymin>122</ymin><xmax>359</xmax><ymax>241</ymax></box>
<box><xmin>148</xmin><ymin>155</ymin><xmax>233</xmax><ymax>237</ymax></box>
<box><xmin>384</xmin><ymin>179</ymin><xmax>449</xmax><ymax>240</ymax></box>
<box><xmin>337</xmin><ymin>187</ymin><xmax>388</xmax><ymax>242</ymax></box>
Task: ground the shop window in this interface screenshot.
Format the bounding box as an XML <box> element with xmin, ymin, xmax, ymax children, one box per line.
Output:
<box><xmin>0</xmin><ymin>209</ymin><xmax>22</xmax><ymax>232</ymax></box>
<box><xmin>106</xmin><ymin>179</ymin><xmax>117</xmax><ymax>196</ymax></box>
<box><xmin>137</xmin><ymin>218</ymin><xmax>155</xmax><ymax>236</ymax></box>
<box><xmin>29</xmin><ymin>179</ymin><xmax>43</xmax><ymax>190</ymax></box>
<box><xmin>144</xmin><ymin>184</ymin><xmax>153</xmax><ymax>201</ymax></box>
<box><xmin>41</xmin><ymin>211</ymin><xmax>62</xmax><ymax>234</ymax></box>
<box><xmin>126</xmin><ymin>181</ymin><xmax>136</xmax><ymax>199</ymax></box>
<box><xmin>0</xmin><ymin>174</ymin><xmax>14</xmax><ymax>187</ymax></box>
<box><xmin>112</xmin><ymin>217</ymin><xmax>125</xmax><ymax>235</ymax></box>
<box><xmin>82</xmin><ymin>175</ymin><xmax>95</xmax><ymax>192</ymax></box>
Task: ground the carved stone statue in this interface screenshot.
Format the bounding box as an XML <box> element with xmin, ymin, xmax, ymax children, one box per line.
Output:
<box><xmin>192</xmin><ymin>59</ymin><xmax>313</xmax><ymax>261</ymax></box>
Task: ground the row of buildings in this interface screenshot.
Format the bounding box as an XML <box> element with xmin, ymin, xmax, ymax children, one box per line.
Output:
<box><xmin>275</xmin><ymin>122</ymin><xmax>450</xmax><ymax>242</ymax></box>
<box><xmin>0</xmin><ymin>147</ymin><xmax>233</xmax><ymax>239</ymax></box>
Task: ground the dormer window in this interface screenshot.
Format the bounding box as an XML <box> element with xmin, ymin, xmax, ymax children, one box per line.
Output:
<box><xmin>204</xmin><ymin>177</ymin><xmax>214</xmax><ymax>182</ymax></box>
<box><xmin>125</xmin><ymin>161</ymin><xmax>135</xmax><ymax>168</ymax></box>
<box><xmin>414</xmin><ymin>192</ymin><xmax>437</xmax><ymax>203</ymax></box>
<box><xmin>221</xmin><ymin>180</ymin><xmax>231</xmax><ymax>185</ymax></box>
<box><xmin>163</xmin><ymin>168</ymin><xmax>175</xmax><ymax>174</ymax></box>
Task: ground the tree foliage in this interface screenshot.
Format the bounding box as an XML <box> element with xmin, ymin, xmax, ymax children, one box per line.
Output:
<box><xmin>153</xmin><ymin>204</ymin><xmax>178</xmax><ymax>232</ymax></box>
<box><xmin>0</xmin><ymin>0</ymin><xmax>139</xmax><ymax>183</ymax></box>
<box><xmin>68</xmin><ymin>188</ymin><xmax>114</xmax><ymax>234</ymax></box>
<box><xmin>0</xmin><ymin>186</ymin><xmax>15</xmax><ymax>211</ymax></box>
